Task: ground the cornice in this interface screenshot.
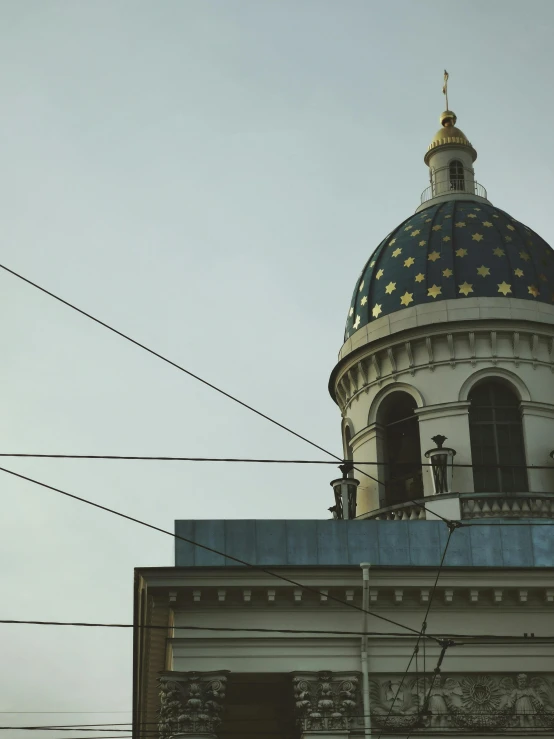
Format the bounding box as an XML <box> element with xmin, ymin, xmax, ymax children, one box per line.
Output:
<box><xmin>332</xmin><ymin>326</ymin><xmax>554</xmax><ymax>412</ymax></box>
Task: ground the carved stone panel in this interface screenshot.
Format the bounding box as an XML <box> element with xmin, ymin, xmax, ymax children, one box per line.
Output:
<box><xmin>370</xmin><ymin>672</ymin><xmax>554</xmax><ymax>731</ymax></box>
<box><xmin>158</xmin><ymin>671</ymin><xmax>229</xmax><ymax>738</ymax></box>
<box><xmin>291</xmin><ymin>671</ymin><xmax>361</xmax><ymax>732</ymax></box>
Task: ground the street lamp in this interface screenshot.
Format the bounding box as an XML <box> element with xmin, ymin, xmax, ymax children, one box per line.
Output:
<box><xmin>330</xmin><ymin>463</ymin><xmax>360</xmax><ymax>519</ymax></box>
<box><xmin>424</xmin><ymin>435</ymin><xmax>456</xmax><ymax>495</ymax></box>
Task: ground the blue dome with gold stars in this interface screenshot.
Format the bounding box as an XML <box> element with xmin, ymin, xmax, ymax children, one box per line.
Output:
<box><xmin>345</xmin><ymin>200</ymin><xmax>554</xmax><ymax>340</ymax></box>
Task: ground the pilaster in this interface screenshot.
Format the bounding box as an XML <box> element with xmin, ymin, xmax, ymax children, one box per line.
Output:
<box><xmin>158</xmin><ymin>671</ymin><xmax>229</xmax><ymax>739</ymax></box>
<box><xmin>291</xmin><ymin>671</ymin><xmax>362</xmax><ymax>738</ymax></box>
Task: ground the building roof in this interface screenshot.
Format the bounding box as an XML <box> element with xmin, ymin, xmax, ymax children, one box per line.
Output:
<box><xmin>174</xmin><ymin>519</ymin><xmax>554</xmax><ymax>568</ymax></box>
<box><xmin>344</xmin><ymin>200</ymin><xmax>554</xmax><ymax>342</ymax></box>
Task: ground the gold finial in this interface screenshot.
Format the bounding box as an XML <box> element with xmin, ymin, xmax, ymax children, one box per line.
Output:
<box><xmin>442</xmin><ymin>69</ymin><xmax>449</xmax><ymax>110</ymax></box>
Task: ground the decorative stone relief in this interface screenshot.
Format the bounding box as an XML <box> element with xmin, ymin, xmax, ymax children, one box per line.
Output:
<box><xmin>291</xmin><ymin>671</ymin><xmax>360</xmax><ymax>732</ymax></box>
<box><xmin>158</xmin><ymin>671</ymin><xmax>228</xmax><ymax>738</ymax></box>
<box><xmin>370</xmin><ymin>673</ymin><xmax>554</xmax><ymax>731</ymax></box>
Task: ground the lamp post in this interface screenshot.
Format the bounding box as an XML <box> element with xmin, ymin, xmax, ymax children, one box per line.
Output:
<box><xmin>330</xmin><ymin>463</ymin><xmax>360</xmax><ymax>519</ymax></box>
<box><xmin>424</xmin><ymin>435</ymin><xmax>456</xmax><ymax>495</ymax></box>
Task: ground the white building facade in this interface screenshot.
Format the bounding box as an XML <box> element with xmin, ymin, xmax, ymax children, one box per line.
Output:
<box><xmin>133</xmin><ymin>105</ymin><xmax>554</xmax><ymax>739</ymax></box>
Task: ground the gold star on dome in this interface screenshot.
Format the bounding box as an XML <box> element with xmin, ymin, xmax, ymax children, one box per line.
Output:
<box><xmin>392</xmin><ymin>247</ymin><xmax>402</xmax><ymax>257</ymax></box>
<box><xmin>389</xmin><ymin>238</ymin><xmax>396</xmax><ymax>246</ymax></box>
<box><xmin>353</xmin><ymin>315</ymin><xmax>361</xmax><ymax>329</ymax></box>
<box><xmin>468</xmin><ymin>213</ymin><xmax>477</xmax><ymax>219</ymax></box>
<box><xmin>456</xmin><ymin>248</ymin><xmax>468</xmax><ymax>258</ymax></box>
<box><xmin>442</xmin><ymin>268</ymin><xmax>453</xmax><ymax>277</ymax></box>
<box><xmin>428</xmin><ymin>251</ymin><xmax>440</xmax><ymax>262</ymax></box>
<box><xmin>528</xmin><ymin>285</ymin><xmax>539</xmax><ymax>297</ymax></box>
<box><xmin>477</xmin><ymin>265</ymin><xmax>490</xmax><ymax>277</ymax></box>
<box><xmin>514</xmin><ymin>268</ymin><xmax>524</xmax><ymax>277</ymax></box>
<box><xmin>445</xmin><ymin>214</ymin><xmax>452</xmax><ymax>219</ymax></box>
<box><xmin>498</xmin><ymin>281</ymin><xmax>512</xmax><ymax>296</ymax></box>
<box><xmin>459</xmin><ymin>282</ymin><xmax>474</xmax><ymax>296</ymax></box>
<box><xmin>493</xmin><ymin>214</ymin><xmax>499</xmax><ymax>218</ymax></box>
<box><xmin>415</xmin><ymin>273</ymin><xmax>425</xmax><ymax>283</ymax></box>
<box><xmin>474</xmin><ymin>207</ymin><xmax>481</xmax><ymax>211</ymax></box>
<box><xmin>432</xmin><ymin>224</ymin><xmax>442</xmax><ymax>231</ymax></box>
<box><xmin>404</xmin><ymin>225</ymin><xmax>413</xmax><ymax>232</ymax></box>
<box><xmin>540</xmin><ymin>273</ymin><xmax>548</xmax><ymax>282</ymax></box>
<box><xmin>427</xmin><ymin>284</ymin><xmax>442</xmax><ymax>299</ymax></box>
<box><xmin>411</xmin><ymin>229</ymin><xmax>421</xmax><ymax>237</ymax></box>
<box><xmin>493</xmin><ymin>247</ymin><xmax>505</xmax><ymax>257</ymax></box>
<box><xmin>505</xmin><ymin>236</ymin><xmax>512</xmax><ymax>242</ymax></box>
<box><xmin>349</xmin><ymin>307</ymin><xmax>354</xmax><ymax>316</ymax></box>
<box><xmin>404</xmin><ymin>257</ymin><xmax>415</xmax><ymax>267</ymax></box>
<box><xmin>372</xmin><ymin>303</ymin><xmax>382</xmax><ymax>318</ymax></box>
<box><xmin>400</xmin><ymin>291</ymin><xmax>414</xmax><ymax>307</ymax></box>
<box><xmin>376</xmin><ymin>269</ymin><xmax>384</xmax><ymax>279</ymax></box>
<box><xmin>359</xmin><ymin>281</ymin><xmax>364</xmax><ymax>291</ymax></box>
<box><xmin>425</xmin><ymin>218</ymin><xmax>432</xmax><ymax>222</ymax></box>
<box><xmin>507</xmin><ymin>224</ymin><xmax>515</xmax><ymax>231</ymax></box>
<box><xmin>360</xmin><ymin>296</ymin><xmax>368</xmax><ymax>306</ymax></box>
<box><xmin>370</xmin><ymin>260</ymin><xmax>376</xmax><ymax>267</ymax></box>
<box><xmin>385</xmin><ymin>281</ymin><xmax>396</xmax><ymax>294</ymax></box>
<box><xmin>443</xmin><ymin>235</ymin><xmax>451</xmax><ymax>242</ymax></box>
<box><xmin>483</xmin><ymin>221</ymin><xmax>493</xmax><ymax>227</ymax></box>
<box><xmin>472</xmin><ymin>233</ymin><xmax>484</xmax><ymax>242</ymax></box>
<box><xmin>455</xmin><ymin>221</ymin><xmax>466</xmax><ymax>228</ymax></box>
<box><xmin>520</xmin><ymin>251</ymin><xmax>530</xmax><ymax>261</ymax></box>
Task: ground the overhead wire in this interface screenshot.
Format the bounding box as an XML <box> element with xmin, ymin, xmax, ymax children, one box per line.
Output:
<box><xmin>376</xmin><ymin>524</ymin><xmax>459</xmax><ymax>738</ymax></box>
<box><xmin>0</xmin><ymin>464</ymin><xmax>437</xmax><ymax>642</ymax></box>
<box><xmin>0</xmin><ymin>263</ymin><xmax>464</xmax><ymax>515</ymax></box>
<box><xmin>0</xmin><ymin>619</ymin><xmax>423</xmax><ymax>638</ymax></box>
<box><xmin>3</xmin><ymin>620</ymin><xmax>554</xmax><ymax>645</ymax></box>
<box><xmin>404</xmin><ymin>640</ymin><xmax>454</xmax><ymax>739</ymax></box>
<box><xmin>1</xmin><ymin>453</ymin><xmax>553</xmax><ymax>470</ymax></box>
<box><xmin>0</xmin><ymin>263</ymin><xmax>388</xmax><ymax>493</ymax></box>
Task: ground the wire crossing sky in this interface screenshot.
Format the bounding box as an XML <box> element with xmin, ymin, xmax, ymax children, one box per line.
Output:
<box><xmin>2</xmin><ymin>1</ymin><xmax>554</xmax><ymax>737</ymax></box>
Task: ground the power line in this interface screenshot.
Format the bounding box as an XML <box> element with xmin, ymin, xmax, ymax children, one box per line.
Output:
<box><xmin>405</xmin><ymin>640</ymin><xmax>453</xmax><ymax>739</ymax></box>
<box><xmin>375</xmin><ymin>525</ymin><xmax>458</xmax><ymax>738</ymax></box>
<box><xmin>3</xmin><ymin>619</ymin><xmax>553</xmax><ymax>645</ymax></box>
<box><xmin>0</xmin><ymin>264</ymin><xmax>402</xmax><ymax>497</ymax></box>
<box><xmin>0</xmin><ymin>265</ymin><xmax>344</xmax><ymax>467</ymax></box>
<box><xmin>0</xmin><ymin>620</ymin><xmax>419</xmax><ymax>638</ymax></box>
<box><xmin>2</xmin><ymin>453</ymin><xmax>554</xmax><ymax>470</ymax></box>
<box><xmin>0</xmin><ymin>464</ymin><xmax>435</xmax><ymax>642</ymax></box>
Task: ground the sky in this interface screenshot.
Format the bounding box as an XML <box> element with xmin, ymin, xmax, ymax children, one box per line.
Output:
<box><xmin>1</xmin><ymin>0</ymin><xmax>554</xmax><ymax>733</ymax></box>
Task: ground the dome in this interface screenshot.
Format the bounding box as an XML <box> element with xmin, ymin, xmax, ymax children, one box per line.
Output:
<box><xmin>344</xmin><ymin>200</ymin><xmax>554</xmax><ymax>341</ymax></box>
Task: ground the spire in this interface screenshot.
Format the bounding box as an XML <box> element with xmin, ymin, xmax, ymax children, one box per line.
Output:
<box><xmin>416</xmin><ymin>73</ymin><xmax>488</xmax><ymax>211</ymax></box>
<box><xmin>442</xmin><ymin>69</ymin><xmax>449</xmax><ymax>110</ymax></box>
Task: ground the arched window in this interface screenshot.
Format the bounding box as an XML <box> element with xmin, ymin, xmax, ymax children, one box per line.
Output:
<box><xmin>468</xmin><ymin>381</ymin><xmax>528</xmax><ymax>493</ymax></box>
<box><xmin>449</xmin><ymin>160</ymin><xmax>465</xmax><ymax>191</ymax></box>
<box><xmin>379</xmin><ymin>392</ymin><xmax>423</xmax><ymax>505</ymax></box>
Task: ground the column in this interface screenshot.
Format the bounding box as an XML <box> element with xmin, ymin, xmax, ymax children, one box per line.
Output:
<box><xmin>351</xmin><ymin>423</ymin><xmax>385</xmax><ymax>514</ymax></box>
<box><xmin>158</xmin><ymin>671</ymin><xmax>229</xmax><ymax>739</ymax></box>
<box><xmin>291</xmin><ymin>671</ymin><xmax>362</xmax><ymax>739</ymax></box>
<box><xmin>520</xmin><ymin>401</ymin><xmax>554</xmax><ymax>494</ymax></box>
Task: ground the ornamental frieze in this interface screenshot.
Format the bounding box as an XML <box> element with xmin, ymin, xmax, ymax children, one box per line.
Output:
<box><xmin>370</xmin><ymin>672</ymin><xmax>554</xmax><ymax>731</ymax></box>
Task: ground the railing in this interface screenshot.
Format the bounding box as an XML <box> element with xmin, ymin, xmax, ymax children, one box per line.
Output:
<box><xmin>461</xmin><ymin>492</ymin><xmax>554</xmax><ymax>519</ymax></box>
<box><xmin>361</xmin><ymin>491</ymin><xmax>554</xmax><ymax>521</ymax></box>
<box><xmin>420</xmin><ymin>180</ymin><xmax>487</xmax><ymax>205</ymax></box>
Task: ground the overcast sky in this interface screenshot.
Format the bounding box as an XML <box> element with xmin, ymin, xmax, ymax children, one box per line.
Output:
<box><xmin>2</xmin><ymin>0</ymin><xmax>554</xmax><ymax>733</ymax></box>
